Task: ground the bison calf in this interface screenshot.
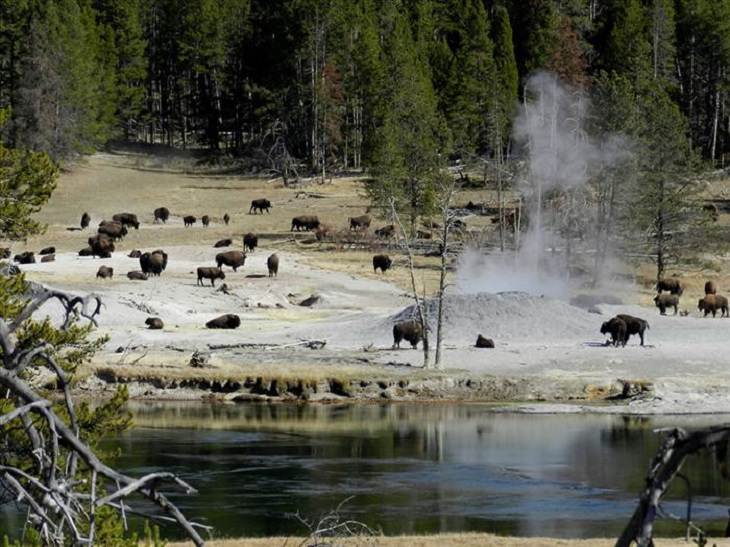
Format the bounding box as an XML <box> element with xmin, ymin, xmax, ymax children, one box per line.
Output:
<box><xmin>206</xmin><ymin>314</ymin><xmax>241</xmax><ymax>329</ymax></box>
<box><xmin>654</xmin><ymin>293</ymin><xmax>679</xmax><ymax>315</ymax></box>
<box><xmin>197</xmin><ymin>267</ymin><xmax>226</xmax><ymax>287</ymax></box>
<box><xmin>96</xmin><ymin>266</ymin><xmax>114</xmax><ymax>279</ymax></box>
<box><xmin>392</xmin><ymin>320</ymin><xmax>423</xmax><ymax>349</ymax></box>
<box><xmin>267</xmin><ymin>253</ymin><xmax>279</xmax><ymax>277</ymax></box>
<box><xmin>373</xmin><ymin>254</ymin><xmax>392</xmax><ymax>273</ymax></box>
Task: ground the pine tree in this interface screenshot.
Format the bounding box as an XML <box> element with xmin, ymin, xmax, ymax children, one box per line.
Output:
<box><xmin>507</xmin><ymin>0</ymin><xmax>560</xmax><ymax>76</ymax></box>
<box><xmin>599</xmin><ymin>0</ymin><xmax>653</xmax><ymax>87</ymax></box>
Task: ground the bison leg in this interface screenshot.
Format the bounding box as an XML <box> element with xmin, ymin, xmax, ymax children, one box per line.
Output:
<box><xmin>210</xmin><ymin>278</ymin><xmax>216</xmax><ymax>287</ymax></box>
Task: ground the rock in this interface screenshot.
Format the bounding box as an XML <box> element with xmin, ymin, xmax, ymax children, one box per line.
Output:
<box><xmin>189</xmin><ymin>350</ymin><xmax>210</xmax><ymax>368</ymax></box>
<box><xmin>299</xmin><ymin>294</ymin><xmax>321</xmax><ymax>307</ymax></box>
<box><xmin>0</xmin><ymin>262</ymin><xmax>21</xmax><ymax>277</ymax></box>
<box><xmin>475</xmin><ymin>334</ymin><xmax>495</xmax><ymax>348</ymax></box>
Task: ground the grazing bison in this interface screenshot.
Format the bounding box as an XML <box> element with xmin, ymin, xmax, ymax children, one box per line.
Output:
<box><xmin>375</xmin><ymin>225</ymin><xmax>395</xmax><ymax>239</ymax></box>
<box><xmin>127</xmin><ymin>271</ymin><xmax>148</xmax><ymax>281</ymax></box>
<box><xmin>392</xmin><ymin>320</ymin><xmax>423</xmax><ymax>349</ymax></box>
<box><xmin>128</xmin><ymin>249</ymin><xmax>142</xmax><ymax>258</ymax></box>
<box><xmin>654</xmin><ymin>293</ymin><xmax>679</xmax><ymax>315</ymax></box>
<box><xmin>223</xmin><ymin>213</ymin><xmax>230</xmax><ymax>225</ymax></box>
<box><xmin>214</xmin><ymin>238</ymin><xmax>232</xmax><ymax>248</ymax></box>
<box><xmin>98</xmin><ymin>221</ymin><xmax>128</xmax><ymax>241</ymax></box>
<box><xmin>14</xmin><ymin>252</ymin><xmax>35</xmax><ymax>264</ymax></box>
<box><xmin>80</xmin><ymin>212</ymin><xmax>90</xmax><ymax>229</ymax></box>
<box><xmin>202</xmin><ymin>215</ymin><xmax>210</xmax><ymax>227</ymax></box>
<box><xmin>206</xmin><ymin>314</ymin><xmax>241</xmax><ymax>329</ymax></box>
<box><xmin>267</xmin><ymin>253</ymin><xmax>279</xmax><ymax>277</ymax></box>
<box><xmin>88</xmin><ymin>234</ymin><xmax>115</xmax><ymax>258</ymax></box>
<box><xmin>139</xmin><ymin>250</ymin><xmax>168</xmax><ymax>276</ymax></box>
<box><xmin>0</xmin><ymin>247</ymin><xmax>10</xmax><ymax>259</ymax></box>
<box><xmin>40</xmin><ymin>254</ymin><xmax>55</xmax><ymax>263</ymax></box>
<box><xmin>78</xmin><ymin>247</ymin><xmax>93</xmax><ymax>257</ymax></box>
<box><xmin>243</xmin><ymin>233</ymin><xmax>258</xmax><ymax>252</ymax></box>
<box><xmin>616</xmin><ymin>314</ymin><xmax>649</xmax><ymax>346</ymax></box>
<box><xmin>250</xmin><ymin>198</ymin><xmax>272</xmax><ymax>214</ymax></box>
<box><xmin>656</xmin><ymin>278</ymin><xmax>684</xmax><ymax>296</ymax></box>
<box><xmin>349</xmin><ymin>214</ymin><xmax>371</xmax><ymax>231</ymax></box>
<box><xmin>96</xmin><ymin>266</ymin><xmax>114</xmax><ymax>279</ymax></box>
<box><xmin>112</xmin><ymin>213</ymin><xmax>140</xmax><ymax>230</ymax></box>
<box><xmin>197</xmin><ymin>267</ymin><xmax>225</xmax><ymax>287</ymax></box>
<box><xmin>216</xmin><ymin>250</ymin><xmax>246</xmax><ymax>271</ymax></box>
<box><xmin>145</xmin><ymin>317</ymin><xmax>164</xmax><ymax>330</ymax></box>
<box><xmin>475</xmin><ymin>335</ymin><xmax>495</xmax><ymax>348</ymax></box>
<box><xmin>373</xmin><ymin>254</ymin><xmax>392</xmax><ymax>273</ymax></box>
<box><xmin>183</xmin><ymin>215</ymin><xmax>196</xmax><ymax>227</ymax></box>
<box><xmin>291</xmin><ymin>215</ymin><xmax>320</xmax><ymax>231</ymax></box>
<box><xmin>600</xmin><ymin>317</ymin><xmax>627</xmax><ymax>347</ymax></box>
<box><xmin>705</xmin><ymin>280</ymin><xmax>717</xmax><ymax>295</ymax></box>
<box><xmin>154</xmin><ymin>207</ymin><xmax>170</xmax><ymax>223</ymax></box>
<box><xmin>698</xmin><ymin>294</ymin><xmax>729</xmax><ymax>318</ymax></box>
<box><xmin>39</xmin><ymin>246</ymin><xmax>55</xmax><ymax>255</ymax></box>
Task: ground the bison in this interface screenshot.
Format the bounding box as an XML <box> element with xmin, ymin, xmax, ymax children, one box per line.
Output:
<box><xmin>126</xmin><ymin>271</ymin><xmax>148</xmax><ymax>281</ymax></box>
<box><xmin>656</xmin><ymin>278</ymin><xmax>684</xmax><ymax>296</ymax></box>
<box><xmin>40</xmin><ymin>254</ymin><xmax>55</xmax><ymax>263</ymax></box>
<box><xmin>154</xmin><ymin>207</ymin><xmax>170</xmax><ymax>223</ymax></box>
<box><xmin>183</xmin><ymin>215</ymin><xmax>196</xmax><ymax>227</ymax></box>
<box><xmin>223</xmin><ymin>213</ymin><xmax>230</xmax><ymax>225</ymax></box>
<box><xmin>80</xmin><ymin>212</ymin><xmax>90</xmax><ymax>229</ymax></box>
<box><xmin>654</xmin><ymin>293</ymin><xmax>679</xmax><ymax>315</ymax></box>
<box><xmin>392</xmin><ymin>320</ymin><xmax>423</xmax><ymax>349</ymax></box>
<box><xmin>139</xmin><ymin>250</ymin><xmax>168</xmax><ymax>276</ymax></box>
<box><xmin>698</xmin><ymin>294</ymin><xmax>729</xmax><ymax>318</ymax></box>
<box><xmin>112</xmin><ymin>212</ymin><xmax>140</xmax><ymax>230</ymax></box>
<box><xmin>202</xmin><ymin>215</ymin><xmax>210</xmax><ymax>227</ymax></box>
<box><xmin>600</xmin><ymin>317</ymin><xmax>627</xmax><ymax>347</ymax></box>
<box><xmin>39</xmin><ymin>246</ymin><xmax>55</xmax><ymax>255</ymax></box>
<box><xmin>145</xmin><ymin>317</ymin><xmax>164</xmax><ymax>330</ymax></box>
<box><xmin>373</xmin><ymin>254</ymin><xmax>392</xmax><ymax>273</ymax></box>
<box><xmin>616</xmin><ymin>314</ymin><xmax>649</xmax><ymax>346</ymax></box>
<box><xmin>214</xmin><ymin>238</ymin><xmax>232</xmax><ymax>248</ymax></box>
<box><xmin>128</xmin><ymin>249</ymin><xmax>142</xmax><ymax>258</ymax></box>
<box><xmin>216</xmin><ymin>250</ymin><xmax>246</xmax><ymax>271</ymax></box>
<box><xmin>267</xmin><ymin>253</ymin><xmax>279</xmax><ymax>277</ymax></box>
<box><xmin>243</xmin><ymin>233</ymin><xmax>258</xmax><ymax>252</ymax></box>
<box><xmin>205</xmin><ymin>313</ymin><xmax>241</xmax><ymax>329</ymax></box>
<box><xmin>14</xmin><ymin>252</ymin><xmax>35</xmax><ymax>264</ymax></box>
<box><xmin>375</xmin><ymin>225</ymin><xmax>395</xmax><ymax>239</ymax></box>
<box><xmin>705</xmin><ymin>280</ymin><xmax>717</xmax><ymax>295</ymax></box>
<box><xmin>88</xmin><ymin>234</ymin><xmax>115</xmax><ymax>258</ymax></box>
<box><xmin>291</xmin><ymin>215</ymin><xmax>320</xmax><ymax>231</ymax></box>
<box><xmin>349</xmin><ymin>214</ymin><xmax>371</xmax><ymax>231</ymax></box>
<box><xmin>250</xmin><ymin>198</ymin><xmax>272</xmax><ymax>214</ymax></box>
<box><xmin>96</xmin><ymin>266</ymin><xmax>114</xmax><ymax>279</ymax></box>
<box><xmin>475</xmin><ymin>335</ymin><xmax>495</xmax><ymax>348</ymax></box>
<box><xmin>78</xmin><ymin>247</ymin><xmax>93</xmax><ymax>257</ymax></box>
<box><xmin>197</xmin><ymin>267</ymin><xmax>225</xmax><ymax>287</ymax></box>
<box><xmin>98</xmin><ymin>221</ymin><xmax>127</xmax><ymax>241</ymax></box>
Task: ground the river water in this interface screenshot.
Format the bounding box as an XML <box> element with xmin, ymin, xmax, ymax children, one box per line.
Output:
<box><xmin>3</xmin><ymin>402</ymin><xmax>730</xmax><ymax>541</ymax></box>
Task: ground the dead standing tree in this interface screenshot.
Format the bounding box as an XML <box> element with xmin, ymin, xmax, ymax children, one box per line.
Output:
<box><xmin>0</xmin><ymin>286</ymin><xmax>208</xmax><ymax>545</ymax></box>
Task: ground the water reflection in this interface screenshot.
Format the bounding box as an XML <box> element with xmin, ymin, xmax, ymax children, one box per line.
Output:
<box><xmin>3</xmin><ymin>403</ymin><xmax>730</xmax><ymax>540</ymax></box>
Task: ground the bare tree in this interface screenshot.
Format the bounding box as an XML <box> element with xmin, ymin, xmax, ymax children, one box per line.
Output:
<box><xmin>0</xmin><ymin>286</ymin><xmax>209</xmax><ymax>546</ymax></box>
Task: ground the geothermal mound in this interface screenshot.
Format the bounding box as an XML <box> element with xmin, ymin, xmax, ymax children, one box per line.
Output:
<box><xmin>391</xmin><ymin>292</ymin><xmax>597</xmax><ymax>343</ymax></box>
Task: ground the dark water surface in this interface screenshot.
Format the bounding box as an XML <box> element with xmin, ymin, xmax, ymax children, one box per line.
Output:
<box><xmin>4</xmin><ymin>402</ymin><xmax>730</xmax><ymax>540</ymax></box>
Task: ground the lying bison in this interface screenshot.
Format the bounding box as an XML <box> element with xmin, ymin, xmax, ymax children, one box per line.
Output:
<box><xmin>291</xmin><ymin>215</ymin><xmax>320</xmax><ymax>231</ymax></box>
<box><xmin>145</xmin><ymin>317</ymin><xmax>164</xmax><ymax>330</ymax></box>
<box><xmin>202</xmin><ymin>215</ymin><xmax>210</xmax><ymax>227</ymax></box>
<box><xmin>223</xmin><ymin>213</ymin><xmax>230</xmax><ymax>225</ymax></box>
<box><xmin>88</xmin><ymin>234</ymin><xmax>115</xmax><ymax>258</ymax></box>
<box><xmin>41</xmin><ymin>254</ymin><xmax>55</xmax><ymax>263</ymax></box>
<box><xmin>98</xmin><ymin>220</ymin><xmax>128</xmax><ymax>241</ymax></box>
<box><xmin>214</xmin><ymin>238</ymin><xmax>232</xmax><ymax>248</ymax></box>
<box><xmin>616</xmin><ymin>314</ymin><xmax>649</xmax><ymax>346</ymax></box>
<box><xmin>216</xmin><ymin>250</ymin><xmax>246</xmax><ymax>271</ymax></box>
<box><xmin>349</xmin><ymin>214</ymin><xmax>371</xmax><ymax>231</ymax></box>
<box><xmin>373</xmin><ymin>254</ymin><xmax>392</xmax><ymax>273</ymax></box>
<box><xmin>128</xmin><ymin>249</ymin><xmax>142</xmax><ymax>258</ymax></box>
<box><xmin>250</xmin><ymin>198</ymin><xmax>272</xmax><ymax>214</ymax></box>
<box><xmin>112</xmin><ymin>212</ymin><xmax>140</xmax><ymax>229</ymax></box>
<box><xmin>698</xmin><ymin>294</ymin><xmax>729</xmax><ymax>317</ymax></box>
<box><xmin>197</xmin><ymin>267</ymin><xmax>225</xmax><ymax>287</ymax></box>
<box><xmin>183</xmin><ymin>215</ymin><xmax>196</xmax><ymax>227</ymax></box>
<box><xmin>267</xmin><ymin>253</ymin><xmax>279</xmax><ymax>277</ymax></box>
<box><xmin>656</xmin><ymin>277</ymin><xmax>684</xmax><ymax>296</ymax></box>
<box><xmin>654</xmin><ymin>293</ymin><xmax>679</xmax><ymax>315</ymax></box>
<box><xmin>96</xmin><ymin>266</ymin><xmax>114</xmax><ymax>279</ymax></box>
<box><xmin>243</xmin><ymin>233</ymin><xmax>258</xmax><ymax>252</ymax></box>
<box><xmin>475</xmin><ymin>335</ymin><xmax>495</xmax><ymax>348</ymax></box>
<box><xmin>600</xmin><ymin>317</ymin><xmax>627</xmax><ymax>347</ymax></box>
<box><xmin>375</xmin><ymin>225</ymin><xmax>395</xmax><ymax>239</ymax></box>
<box><xmin>14</xmin><ymin>252</ymin><xmax>35</xmax><ymax>264</ymax></box>
<box><xmin>705</xmin><ymin>280</ymin><xmax>717</xmax><ymax>295</ymax></box>
<box><xmin>127</xmin><ymin>271</ymin><xmax>148</xmax><ymax>281</ymax></box>
<box><xmin>392</xmin><ymin>320</ymin><xmax>423</xmax><ymax>349</ymax></box>
<box><xmin>140</xmin><ymin>250</ymin><xmax>168</xmax><ymax>276</ymax></box>
<box><xmin>78</xmin><ymin>247</ymin><xmax>93</xmax><ymax>257</ymax></box>
<box><xmin>206</xmin><ymin>314</ymin><xmax>241</xmax><ymax>329</ymax></box>
<box><xmin>80</xmin><ymin>212</ymin><xmax>90</xmax><ymax>229</ymax></box>
<box><xmin>154</xmin><ymin>207</ymin><xmax>170</xmax><ymax>223</ymax></box>
<box><xmin>39</xmin><ymin>246</ymin><xmax>55</xmax><ymax>255</ymax></box>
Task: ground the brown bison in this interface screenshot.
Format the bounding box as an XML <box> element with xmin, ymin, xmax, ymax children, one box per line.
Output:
<box><xmin>267</xmin><ymin>253</ymin><xmax>279</xmax><ymax>277</ymax></box>
<box><xmin>223</xmin><ymin>213</ymin><xmax>230</xmax><ymax>225</ymax></box>
<box><xmin>698</xmin><ymin>294</ymin><xmax>729</xmax><ymax>317</ymax></box>
<box><xmin>14</xmin><ymin>252</ymin><xmax>35</xmax><ymax>264</ymax></box>
<box><xmin>98</xmin><ymin>221</ymin><xmax>128</xmax><ymax>241</ymax></box>
<box><xmin>616</xmin><ymin>314</ymin><xmax>649</xmax><ymax>346</ymax></box>
<box><xmin>183</xmin><ymin>215</ymin><xmax>196</xmax><ymax>227</ymax></box>
<box><xmin>88</xmin><ymin>234</ymin><xmax>115</xmax><ymax>258</ymax></box>
<box><xmin>0</xmin><ymin>247</ymin><xmax>10</xmax><ymax>259</ymax></box>
<box><xmin>145</xmin><ymin>317</ymin><xmax>164</xmax><ymax>330</ymax></box>
<box><xmin>154</xmin><ymin>207</ymin><xmax>170</xmax><ymax>223</ymax></box>
<box><xmin>250</xmin><ymin>198</ymin><xmax>272</xmax><ymax>214</ymax></box>
<box><xmin>96</xmin><ymin>266</ymin><xmax>114</xmax><ymax>279</ymax></box>
<box><xmin>600</xmin><ymin>317</ymin><xmax>627</xmax><ymax>347</ymax></box>
<box><xmin>78</xmin><ymin>247</ymin><xmax>93</xmax><ymax>257</ymax></box>
<box><xmin>291</xmin><ymin>215</ymin><xmax>320</xmax><ymax>231</ymax></box>
<box><xmin>40</xmin><ymin>254</ymin><xmax>55</xmax><ymax>263</ymax></box>
<box><xmin>349</xmin><ymin>214</ymin><xmax>371</xmax><ymax>231</ymax></box>
<box><xmin>206</xmin><ymin>313</ymin><xmax>241</xmax><ymax>329</ymax></box>
<box><xmin>373</xmin><ymin>254</ymin><xmax>392</xmax><ymax>273</ymax></box>
<box><xmin>128</xmin><ymin>249</ymin><xmax>142</xmax><ymax>258</ymax></box>
<box><xmin>475</xmin><ymin>335</ymin><xmax>495</xmax><ymax>348</ymax></box>
<box><xmin>216</xmin><ymin>250</ymin><xmax>246</xmax><ymax>271</ymax></box>
<box><xmin>80</xmin><ymin>212</ymin><xmax>90</xmax><ymax>229</ymax></box>
<box><xmin>127</xmin><ymin>271</ymin><xmax>148</xmax><ymax>281</ymax></box>
<box><xmin>375</xmin><ymin>225</ymin><xmax>395</xmax><ymax>238</ymax></box>
<box><xmin>202</xmin><ymin>215</ymin><xmax>210</xmax><ymax>227</ymax></box>
<box><xmin>197</xmin><ymin>267</ymin><xmax>226</xmax><ymax>287</ymax></box>
<box><xmin>112</xmin><ymin>213</ymin><xmax>140</xmax><ymax>229</ymax></box>
<box><xmin>392</xmin><ymin>320</ymin><xmax>423</xmax><ymax>349</ymax></box>
<box><xmin>140</xmin><ymin>250</ymin><xmax>168</xmax><ymax>276</ymax></box>
<box><xmin>39</xmin><ymin>246</ymin><xmax>55</xmax><ymax>255</ymax></box>
<box><xmin>214</xmin><ymin>238</ymin><xmax>232</xmax><ymax>248</ymax></box>
<box><xmin>654</xmin><ymin>293</ymin><xmax>679</xmax><ymax>315</ymax></box>
<box><xmin>243</xmin><ymin>233</ymin><xmax>258</xmax><ymax>252</ymax></box>
<box><xmin>656</xmin><ymin>278</ymin><xmax>684</xmax><ymax>296</ymax></box>
<box><xmin>705</xmin><ymin>280</ymin><xmax>717</xmax><ymax>295</ymax></box>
